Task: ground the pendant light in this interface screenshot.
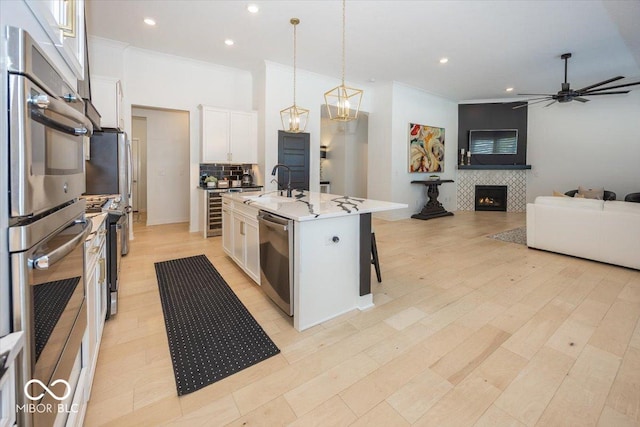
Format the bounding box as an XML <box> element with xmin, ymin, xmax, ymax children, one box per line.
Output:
<box><xmin>280</xmin><ymin>18</ymin><xmax>309</xmax><ymax>133</ymax></box>
<box><xmin>324</xmin><ymin>0</ymin><xmax>363</xmax><ymax>122</ymax></box>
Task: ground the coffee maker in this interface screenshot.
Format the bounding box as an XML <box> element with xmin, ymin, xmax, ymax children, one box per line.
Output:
<box><xmin>241</xmin><ymin>167</ymin><xmax>253</xmax><ymax>186</ymax></box>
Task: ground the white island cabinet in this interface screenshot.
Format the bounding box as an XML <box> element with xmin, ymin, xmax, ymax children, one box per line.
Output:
<box><xmin>222</xmin><ymin>197</ymin><xmax>261</xmax><ymax>284</ymax></box>
<box><xmin>222</xmin><ymin>191</ymin><xmax>406</xmax><ymax>331</ymax></box>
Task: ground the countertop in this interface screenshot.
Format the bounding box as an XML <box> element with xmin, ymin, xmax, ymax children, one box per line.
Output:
<box><xmin>85</xmin><ymin>212</ymin><xmax>107</xmax><ymax>241</ymax></box>
<box><xmin>223</xmin><ymin>190</ymin><xmax>407</xmax><ymax>221</ymax></box>
<box><xmin>198</xmin><ymin>185</ymin><xmax>264</xmax><ymax>191</ymax></box>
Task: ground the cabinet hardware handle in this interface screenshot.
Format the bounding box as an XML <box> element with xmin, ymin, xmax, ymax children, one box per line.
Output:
<box><xmin>90</xmin><ymin>246</ymin><xmax>100</xmax><ymax>254</ymax></box>
<box><xmin>98</xmin><ymin>258</ymin><xmax>106</xmax><ymax>284</ymax></box>
<box><xmin>240</xmin><ymin>221</ymin><xmax>245</xmax><ymax>236</ymax></box>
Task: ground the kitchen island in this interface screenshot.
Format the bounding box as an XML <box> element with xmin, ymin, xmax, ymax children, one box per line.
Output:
<box><xmin>222</xmin><ymin>190</ymin><xmax>406</xmax><ymax>331</ymax></box>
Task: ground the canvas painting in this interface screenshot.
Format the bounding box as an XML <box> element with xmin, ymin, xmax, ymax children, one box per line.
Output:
<box><xmin>409</xmin><ymin>123</ymin><xmax>445</xmax><ymax>173</ymax></box>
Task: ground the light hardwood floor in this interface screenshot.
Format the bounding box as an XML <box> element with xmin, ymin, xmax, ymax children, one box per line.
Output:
<box><xmin>84</xmin><ymin>211</ymin><xmax>640</xmax><ymax>426</ymax></box>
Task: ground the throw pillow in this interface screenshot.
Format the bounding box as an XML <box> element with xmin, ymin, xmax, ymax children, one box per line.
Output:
<box><xmin>578</xmin><ymin>186</ymin><xmax>605</xmax><ymax>200</ymax></box>
<box><xmin>552</xmin><ymin>190</ymin><xmax>570</xmax><ymax>197</ymax></box>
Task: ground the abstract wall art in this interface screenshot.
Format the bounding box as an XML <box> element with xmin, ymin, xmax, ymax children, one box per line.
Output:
<box><xmin>409</xmin><ymin>123</ymin><xmax>445</xmax><ymax>173</ymax></box>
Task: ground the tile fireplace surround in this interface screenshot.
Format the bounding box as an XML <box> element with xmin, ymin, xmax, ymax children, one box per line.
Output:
<box><xmin>457</xmin><ymin>169</ymin><xmax>527</xmax><ymax>212</ymax></box>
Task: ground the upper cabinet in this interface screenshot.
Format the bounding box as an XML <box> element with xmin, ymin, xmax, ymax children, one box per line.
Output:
<box><xmin>92</xmin><ymin>76</ymin><xmax>124</xmax><ymax>129</ymax></box>
<box><xmin>25</xmin><ymin>0</ymin><xmax>85</xmax><ymax>79</ymax></box>
<box><xmin>200</xmin><ymin>105</ymin><xmax>257</xmax><ymax>164</ymax></box>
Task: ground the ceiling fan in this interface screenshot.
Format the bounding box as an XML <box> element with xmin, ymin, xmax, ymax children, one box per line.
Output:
<box><xmin>514</xmin><ymin>53</ymin><xmax>640</xmax><ymax>109</ymax></box>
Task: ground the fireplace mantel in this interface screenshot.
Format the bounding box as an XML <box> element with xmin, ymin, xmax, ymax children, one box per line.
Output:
<box><xmin>457</xmin><ymin>165</ymin><xmax>532</xmax><ymax>170</ymax></box>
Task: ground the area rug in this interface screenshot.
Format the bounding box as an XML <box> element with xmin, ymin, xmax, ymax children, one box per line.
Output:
<box><xmin>488</xmin><ymin>226</ymin><xmax>527</xmax><ymax>246</ymax></box>
<box><xmin>154</xmin><ymin>254</ymin><xmax>280</xmax><ymax>396</ymax></box>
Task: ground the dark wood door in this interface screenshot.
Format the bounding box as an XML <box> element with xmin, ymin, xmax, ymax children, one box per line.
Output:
<box><xmin>278</xmin><ymin>131</ymin><xmax>310</xmax><ymax>191</ymax></box>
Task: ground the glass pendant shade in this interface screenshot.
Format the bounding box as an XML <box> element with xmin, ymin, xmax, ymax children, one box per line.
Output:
<box><xmin>280</xmin><ymin>104</ymin><xmax>309</xmax><ymax>133</ymax></box>
<box><xmin>324</xmin><ymin>85</ymin><xmax>363</xmax><ymax>121</ymax></box>
<box><xmin>280</xmin><ymin>18</ymin><xmax>309</xmax><ymax>133</ymax></box>
<box><xmin>325</xmin><ymin>0</ymin><xmax>363</xmax><ymax>122</ymax></box>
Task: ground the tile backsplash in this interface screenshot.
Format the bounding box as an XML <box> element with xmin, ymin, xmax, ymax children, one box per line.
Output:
<box><xmin>199</xmin><ymin>163</ymin><xmax>252</xmax><ymax>186</ymax></box>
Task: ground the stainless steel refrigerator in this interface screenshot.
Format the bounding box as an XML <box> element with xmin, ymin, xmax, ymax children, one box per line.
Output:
<box><xmin>86</xmin><ymin>128</ymin><xmax>132</xmax><ymax>254</ymax></box>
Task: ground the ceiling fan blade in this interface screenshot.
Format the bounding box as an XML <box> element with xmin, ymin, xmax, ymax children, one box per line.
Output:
<box><xmin>573</xmin><ymin>97</ymin><xmax>589</xmax><ymax>102</ymax></box>
<box><xmin>576</xmin><ymin>76</ymin><xmax>624</xmax><ymax>92</ymax></box>
<box><xmin>517</xmin><ymin>93</ymin><xmax>555</xmax><ymax>96</ymax></box>
<box><xmin>581</xmin><ymin>91</ymin><xmax>630</xmax><ymax>96</ymax></box>
<box><xmin>543</xmin><ymin>100</ymin><xmax>557</xmax><ymax>107</ymax></box>
<box><xmin>582</xmin><ymin>81</ymin><xmax>640</xmax><ymax>92</ymax></box>
<box><xmin>516</xmin><ymin>96</ymin><xmax>552</xmax><ymax>101</ymax></box>
<box><xmin>512</xmin><ymin>97</ymin><xmax>553</xmax><ymax>109</ymax></box>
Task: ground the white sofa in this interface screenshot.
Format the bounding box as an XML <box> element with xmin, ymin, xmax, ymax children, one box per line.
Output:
<box><xmin>526</xmin><ymin>196</ymin><xmax>640</xmax><ymax>270</ymax></box>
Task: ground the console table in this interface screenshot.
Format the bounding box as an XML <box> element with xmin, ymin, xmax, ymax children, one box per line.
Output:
<box><xmin>411</xmin><ymin>179</ymin><xmax>454</xmax><ymax>220</ymax></box>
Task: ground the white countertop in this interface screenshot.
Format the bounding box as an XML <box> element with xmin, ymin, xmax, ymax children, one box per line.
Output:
<box><xmin>85</xmin><ymin>212</ymin><xmax>107</xmax><ymax>240</ymax></box>
<box><xmin>223</xmin><ymin>190</ymin><xmax>407</xmax><ymax>221</ymax></box>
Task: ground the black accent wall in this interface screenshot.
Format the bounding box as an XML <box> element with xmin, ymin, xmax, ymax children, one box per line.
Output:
<box><xmin>458</xmin><ymin>102</ymin><xmax>528</xmax><ymax>165</ymax></box>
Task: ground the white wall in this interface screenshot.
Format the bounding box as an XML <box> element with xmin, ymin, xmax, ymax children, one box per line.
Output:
<box><xmin>527</xmin><ymin>90</ymin><xmax>640</xmax><ymax>201</ymax></box>
<box><xmin>262</xmin><ymin>61</ymin><xmax>373</xmax><ymax>193</ymax></box>
<box><xmin>131</xmin><ymin>108</ymin><xmax>189</xmax><ymax>225</ymax></box>
<box><xmin>89</xmin><ymin>38</ymin><xmax>253</xmax><ymax>232</ymax></box>
<box><xmin>131</xmin><ymin>116</ymin><xmax>148</xmax><ymax>212</ymax></box>
<box><xmin>388</xmin><ymin>82</ymin><xmax>459</xmax><ymax>220</ymax></box>
<box><xmin>368</xmin><ymin>82</ymin><xmax>394</xmax><ymax>203</ymax></box>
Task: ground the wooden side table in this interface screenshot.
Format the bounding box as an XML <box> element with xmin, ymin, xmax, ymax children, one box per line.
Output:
<box><xmin>411</xmin><ymin>179</ymin><xmax>454</xmax><ymax>220</ymax></box>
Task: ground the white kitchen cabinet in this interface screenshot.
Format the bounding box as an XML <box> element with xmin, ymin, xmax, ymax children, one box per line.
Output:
<box><xmin>83</xmin><ymin>215</ymin><xmax>107</xmax><ymax>402</ymax></box>
<box><xmin>243</xmin><ymin>218</ymin><xmax>260</xmax><ymax>281</ymax></box>
<box><xmin>221</xmin><ymin>196</ymin><xmax>260</xmax><ymax>284</ymax></box>
<box><xmin>222</xmin><ymin>201</ymin><xmax>233</xmax><ymax>254</ymax></box>
<box><xmin>200</xmin><ymin>105</ymin><xmax>257</xmax><ymax>163</ymax></box>
<box><xmin>25</xmin><ymin>0</ymin><xmax>86</xmax><ymax>79</ymax></box>
<box><xmin>232</xmin><ymin>214</ymin><xmax>245</xmax><ymax>264</ymax></box>
<box><xmin>92</xmin><ymin>76</ymin><xmax>123</xmax><ymax>129</ymax></box>
<box><xmin>228</xmin><ymin>111</ymin><xmax>257</xmax><ymax>163</ymax></box>
<box><xmin>0</xmin><ymin>332</ymin><xmax>24</xmax><ymax>427</ymax></box>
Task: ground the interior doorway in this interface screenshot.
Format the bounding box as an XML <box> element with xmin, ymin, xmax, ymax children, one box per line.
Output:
<box><xmin>320</xmin><ymin>109</ymin><xmax>368</xmax><ymax>197</ymax></box>
<box><xmin>131</xmin><ymin>117</ymin><xmax>147</xmax><ymax>223</ymax></box>
<box><xmin>131</xmin><ymin>107</ymin><xmax>190</xmax><ymax>226</ymax></box>
<box><xmin>131</xmin><ymin>137</ymin><xmax>140</xmax><ymax>212</ymax></box>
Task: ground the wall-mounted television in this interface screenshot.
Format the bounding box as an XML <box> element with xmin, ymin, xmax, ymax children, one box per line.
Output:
<box><xmin>469</xmin><ymin>129</ymin><xmax>518</xmax><ymax>155</ymax></box>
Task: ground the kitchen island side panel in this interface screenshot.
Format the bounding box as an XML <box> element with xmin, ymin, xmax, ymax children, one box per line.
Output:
<box><xmin>293</xmin><ymin>215</ymin><xmax>360</xmax><ymax>331</ymax></box>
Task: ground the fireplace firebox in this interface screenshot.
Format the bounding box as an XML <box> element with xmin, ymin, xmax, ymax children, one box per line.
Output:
<box><xmin>475</xmin><ymin>185</ymin><xmax>507</xmax><ymax>211</ymax></box>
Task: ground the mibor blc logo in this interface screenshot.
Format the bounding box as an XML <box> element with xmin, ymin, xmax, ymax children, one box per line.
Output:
<box><xmin>16</xmin><ymin>379</ymin><xmax>79</xmax><ymax>415</ymax></box>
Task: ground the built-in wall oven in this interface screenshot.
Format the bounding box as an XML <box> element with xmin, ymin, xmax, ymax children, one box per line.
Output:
<box><xmin>7</xmin><ymin>26</ymin><xmax>91</xmax><ymax>218</ymax></box>
<box><xmin>6</xmin><ymin>27</ymin><xmax>93</xmax><ymax>427</ymax></box>
<box><xmin>10</xmin><ymin>202</ymin><xmax>91</xmax><ymax>427</ymax></box>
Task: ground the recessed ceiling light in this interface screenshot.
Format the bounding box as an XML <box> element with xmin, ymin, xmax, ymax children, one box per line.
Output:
<box><xmin>439</xmin><ymin>57</ymin><xmax>449</xmax><ymax>64</ymax></box>
<box><xmin>224</xmin><ymin>39</ymin><xmax>234</xmax><ymax>46</ymax></box>
<box><xmin>143</xmin><ymin>18</ymin><xmax>156</xmax><ymax>26</ymax></box>
<box><xmin>368</xmin><ymin>77</ymin><xmax>376</xmax><ymax>83</ymax></box>
<box><xmin>506</xmin><ymin>87</ymin><xmax>514</xmax><ymax>92</ymax></box>
<box><xmin>247</xmin><ymin>4</ymin><xmax>259</xmax><ymax>13</ymax></box>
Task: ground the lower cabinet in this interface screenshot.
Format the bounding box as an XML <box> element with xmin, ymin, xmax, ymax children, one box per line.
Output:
<box><xmin>83</xmin><ymin>216</ymin><xmax>108</xmax><ymax>406</ymax></box>
<box><xmin>244</xmin><ymin>219</ymin><xmax>260</xmax><ymax>282</ymax></box>
<box><xmin>222</xmin><ymin>198</ymin><xmax>260</xmax><ymax>284</ymax></box>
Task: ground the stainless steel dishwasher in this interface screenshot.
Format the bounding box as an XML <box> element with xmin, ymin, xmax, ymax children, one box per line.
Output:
<box><xmin>258</xmin><ymin>211</ymin><xmax>294</xmax><ymax>316</ymax></box>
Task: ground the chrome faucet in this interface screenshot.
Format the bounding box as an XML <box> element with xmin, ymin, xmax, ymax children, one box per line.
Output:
<box><xmin>271</xmin><ymin>164</ymin><xmax>292</xmax><ymax>197</ymax></box>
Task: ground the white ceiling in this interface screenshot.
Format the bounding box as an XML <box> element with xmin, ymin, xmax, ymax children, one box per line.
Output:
<box><xmin>86</xmin><ymin>0</ymin><xmax>640</xmax><ymax>102</ymax></box>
